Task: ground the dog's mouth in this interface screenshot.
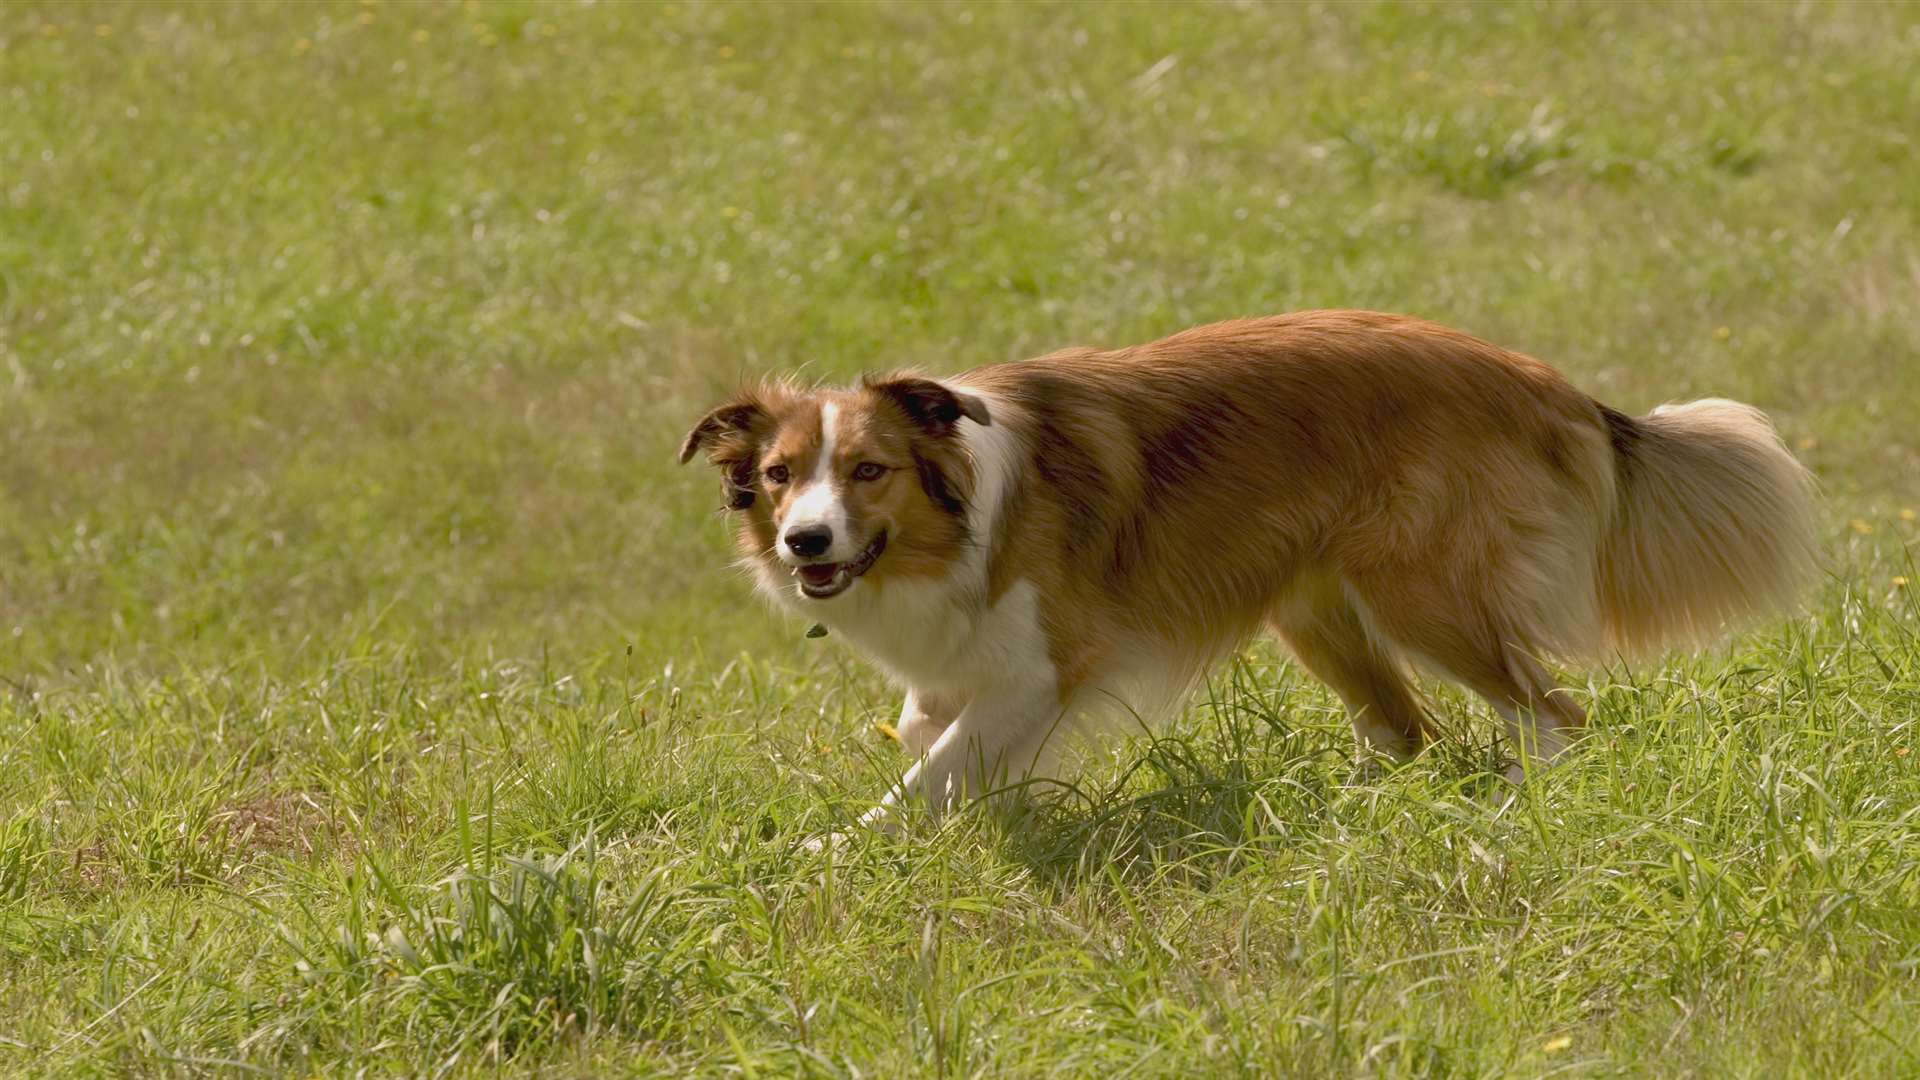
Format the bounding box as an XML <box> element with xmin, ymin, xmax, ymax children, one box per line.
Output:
<box><xmin>790</xmin><ymin>532</ymin><xmax>888</xmax><ymax>600</ymax></box>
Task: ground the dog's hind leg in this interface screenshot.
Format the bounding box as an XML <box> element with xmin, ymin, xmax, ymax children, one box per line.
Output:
<box><xmin>1342</xmin><ymin>571</ymin><xmax>1585</xmax><ymax>780</ymax></box>
<box><xmin>1480</xmin><ymin>645</ymin><xmax>1586</xmax><ymax>782</ymax></box>
<box><xmin>1271</xmin><ymin>591</ymin><xmax>1431</xmax><ymax>763</ymax></box>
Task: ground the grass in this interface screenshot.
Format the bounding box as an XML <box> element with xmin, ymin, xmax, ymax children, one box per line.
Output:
<box><xmin>1</xmin><ymin>1</ymin><xmax>1918</xmax><ymax>1075</ymax></box>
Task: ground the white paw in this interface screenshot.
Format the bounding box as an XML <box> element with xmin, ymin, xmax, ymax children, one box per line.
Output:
<box><xmin>802</xmin><ymin>804</ymin><xmax>902</xmax><ymax>854</ymax></box>
<box><xmin>801</xmin><ymin>831</ymin><xmax>850</xmax><ymax>855</ymax></box>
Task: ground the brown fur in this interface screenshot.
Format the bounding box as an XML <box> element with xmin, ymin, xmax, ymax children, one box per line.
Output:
<box><xmin>680</xmin><ymin>376</ymin><xmax>983</xmax><ymax>589</ymax></box>
<box><xmin>956</xmin><ymin>313</ymin><xmax>1634</xmax><ymax>739</ymax></box>
<box><xmin>684</xmin><ymin>310</ymin><xmax>1819</xmax><ymax>802</ymax></box>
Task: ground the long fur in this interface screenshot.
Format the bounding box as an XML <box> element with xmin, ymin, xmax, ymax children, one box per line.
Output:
<box><xmin>682</xmin><ymin>310</ymin><xmax>1823</xmax><ymax>813</ymax></box>
<box><xmin>1597</xmin><ymin>400</ymin><xmax>1820</xmax><ymax>654</ymax></box>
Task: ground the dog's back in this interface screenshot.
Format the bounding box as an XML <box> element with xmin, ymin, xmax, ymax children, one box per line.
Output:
<box><xmin>962</xmin><ymin>310</ymin><xmax>1619</xmax><ymax>657</ymax></box>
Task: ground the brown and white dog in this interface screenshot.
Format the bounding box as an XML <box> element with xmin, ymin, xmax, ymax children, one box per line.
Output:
<box><xmin>680</xmin><ymin>311</ymin><xmax>1818</xmax><ymax>827</ymax></box>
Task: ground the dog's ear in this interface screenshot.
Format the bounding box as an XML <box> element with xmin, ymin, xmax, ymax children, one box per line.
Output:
<box><xmin>678</xmin><ymin>395</ymin><xmax>765</xmax><ymax>465</ymax></box>
<box><xmin>679</xmin><ymin>393</ymin><xmax>770</xmax><ymax>510</ymax></box>
<box><xmin>870</xmin><ymin>376</ymin><xmax>990</xmax><ymax>436</ymax></box>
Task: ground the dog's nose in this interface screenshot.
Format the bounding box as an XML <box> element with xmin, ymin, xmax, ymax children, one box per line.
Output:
<box><xmin>784</xmin><ymin>524</ymin><xmax>833</xmax><ymax>558</ymax></box>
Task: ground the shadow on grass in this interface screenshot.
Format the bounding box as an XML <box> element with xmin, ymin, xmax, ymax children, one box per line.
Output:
<box><xmin>981</xmin><ymin>658</ymin><xmax>1513</xmax><ymax>892</ymax></box>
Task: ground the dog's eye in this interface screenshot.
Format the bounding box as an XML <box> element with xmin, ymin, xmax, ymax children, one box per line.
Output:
<box><xmin>852</xmin><ymin>462</ymin><xmax>887</xmax><ymax>482</ymax></box>
<box><xmin>763</xmin><ymin>464</ymin><xmax>790</xmax><ymax>485</ymax></box>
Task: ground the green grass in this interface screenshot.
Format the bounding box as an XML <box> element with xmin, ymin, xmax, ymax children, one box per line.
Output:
<box><xmin>2</xmin><ymin>1</ymin><xmax>1918</xmax><ymax>1075</ymax></box>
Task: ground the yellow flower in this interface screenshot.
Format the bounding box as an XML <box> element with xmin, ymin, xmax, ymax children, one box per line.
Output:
<box><xmin>1796</xmin><ymin>436</ymin><xmax>1818</xmax><ymax>451</ymax></box>
<box><xmin>1850</xmin><ymin>519</ymin><xmax>1875</xmax><ymax>535</ymax></box>
<box><xmin>721</xmin><ymin>206</ymin><xmax>740</xmax><ymax>219</ymax></box>
<box><xmin>717</xmin><ymin>44</ymin><xmax>736</xmax><ymax>59</ymax></box>
<box><xmin>1713</xmin><ymin>325</ymin><xmax>1732</xmax><ymax>341</ymax></box>
<box><xmin>1543</xmin><ymin>1035</ymin><xmax>1573</xmax><ymax>1053</ymax></box>
<box><xmin>1894</xmin><ymin>576</ymin><xmax>1909</xmax><ymax>588</ymax></box>
<box><xmin>1901</xmin><ymin>508</ymin><xmax>1916</xmax><ymax>522</ymax></box>
<box><xmin>412</xmin><ymin>29</ymin><xmax>428</xmax><ymax>43</ymax></box>
<box><xmin>873</xmin><ymin>722</ymin><xmax>901</xmax><ymax>743</ymax></box>
<box><xmin>295</xmin><ymin>37</ymin><xmax>311</xmax><ymax>53</ymax></box>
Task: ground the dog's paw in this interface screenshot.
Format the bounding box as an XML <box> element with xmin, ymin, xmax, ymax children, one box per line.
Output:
<box><xmin>1345</xmin><ymin>750</ymin><xmax>1411</xmax><ymax>786</ymax></box>
<box><xmin>801</xmin><ymin>831</ymin><xmax>848</xmax><ymax>855</ymax></box>
<box><xmin>802</xmin><ymin>804</ymin><xmax>903</xmax><ymax>855</ymax></box>
<box><xmin>1502</xmin><ymin>754</ymin><xmax>1567</xmax><ymax>786</ymax></box>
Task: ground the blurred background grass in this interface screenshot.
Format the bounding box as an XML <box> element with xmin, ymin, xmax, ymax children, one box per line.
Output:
<box><xmin>3</xmin><ymin>0</ymin><xmax>1915</xmax><ymax>678</ymax></box>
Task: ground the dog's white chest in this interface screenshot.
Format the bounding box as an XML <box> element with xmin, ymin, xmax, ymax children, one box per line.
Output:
<box><xmin>837</xmin><ymin>579</ymin><xmax>977</xmax><ymax>681</ymax></box>
<box><xmin>760</xmin><ymin>565</ymin><xmax>1044</xmax><ymax>696</ymax></box>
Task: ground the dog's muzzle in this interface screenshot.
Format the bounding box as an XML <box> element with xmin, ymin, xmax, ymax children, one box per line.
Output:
<box><xmin>791</xmin><ymin>531</ymin><xmax>888</xmax><ymax>599</ymax></box>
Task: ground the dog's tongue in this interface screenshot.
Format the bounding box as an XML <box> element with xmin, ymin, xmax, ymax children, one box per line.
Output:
<box><xmin>798</xmin><ymin>564</ymin><xmax>843</xmax><ymax>589</ymax></box>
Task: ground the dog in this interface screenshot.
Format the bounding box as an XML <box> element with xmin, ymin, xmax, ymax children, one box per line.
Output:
<box><xmin>679</xmin><ymin>310</ymin><xmax>1818</xmax><ymax>829</ymax></box>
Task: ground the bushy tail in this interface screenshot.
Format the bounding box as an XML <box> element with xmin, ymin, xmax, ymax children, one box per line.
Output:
<box><xmin>1597</xmin><ymin>398</ymin><xmax>1819</xmax><ymax>654</ymax></box>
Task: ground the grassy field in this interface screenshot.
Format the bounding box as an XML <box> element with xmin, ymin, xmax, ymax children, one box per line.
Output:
<box><xmin>3</xmin><ymin>1</ymin><xmax>1918</xmax><ymax>1075</ymax></box>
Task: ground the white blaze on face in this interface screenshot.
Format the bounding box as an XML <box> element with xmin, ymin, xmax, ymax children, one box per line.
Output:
<box><xmin>778</xmin><ymin>401</ymin><xmax>856</xmax><ymax>564</ymax></box>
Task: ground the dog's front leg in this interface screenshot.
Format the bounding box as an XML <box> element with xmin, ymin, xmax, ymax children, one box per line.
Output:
<box><xmin>895</xmin><ymin>689</ymin><xmax>967</xmax><ymax>755</ymax></box>
<box><xmin>860</xmin><ymin>677</ymin><xmax>1066</xmax><ymax>830</ymax></box>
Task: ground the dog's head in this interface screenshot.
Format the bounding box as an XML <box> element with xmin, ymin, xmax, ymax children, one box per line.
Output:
<box><xmin>679</xmin><ymin>376</ymin><xmax>991</xmax><ymax>601</ymax></box>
